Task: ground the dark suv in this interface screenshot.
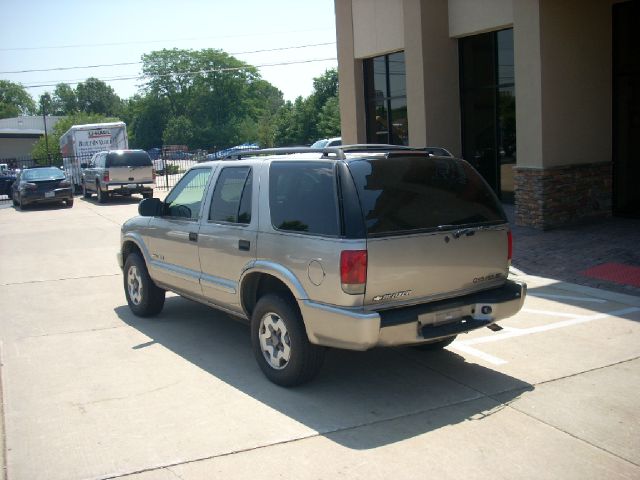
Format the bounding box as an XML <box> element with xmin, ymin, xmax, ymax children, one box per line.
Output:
<box><xmin>118</xmin><ymin>145</ymin><xmax>526</xmax><ymax>386</ymax></box>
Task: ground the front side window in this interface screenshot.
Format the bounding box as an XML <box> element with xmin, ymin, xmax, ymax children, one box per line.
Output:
<box><xmin>269</xmin><ymin>162</ymin><xmax>339</xmax><ymax>236</ymax></box>
<box><xmin>209</xmin><ymin>167</ymin><xmax>252</xmax><ymax>224</ymax></box>
<box><xmin>164</xmin><ymin>168</ymin><xmax>212</xmax><ymax>220</ymax></box>
<box><xmin>363</xmin><ymin>51</ymin><xmax>408</xmax><ymax>145</ymax></box>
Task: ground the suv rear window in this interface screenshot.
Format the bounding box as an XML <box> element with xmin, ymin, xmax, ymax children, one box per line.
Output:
<box><xmin>106</xmin><ymin>151</ymin><xmax>152</xmax><ymax>168</ymax></box>
<box><xmin>348</xmin><ymin>156</ymin><xmax>506</xmax><ymax>236</ymax></box>
<box><xmin>269</xmin><ymin>162</ymin><xmax>339</xmax><ymax>236</ymax></box>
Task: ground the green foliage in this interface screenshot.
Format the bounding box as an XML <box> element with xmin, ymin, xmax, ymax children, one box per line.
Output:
<box><xmin>165</xmin><ymin>164</ymin><xmax>182</xmax><ymax>175</ymax></box>
<box><xmin>75</xmin><ymin>77</ymin><xmax>122</xmax><ymax>116</ymax></box>
<box><xmin>317</xmin><ymin>96</ymin><xmax>341</xmax><ymax>138</ymax></box>
<box><xmin>163</xmin><ymin>115</ymin><xmax>194</xmax><ymax>146</ymax></box>
<box><xmin>31</xmin><ymin>112</ymin><xmax>120</xmax><ymax>164</ymax></box>
<box><xmin>52</xmin><ymin>84</ymin><xmax>78</xmax><ymax>115</ymax></box>
<box><xmin>139</xmin><ymin>48</ymin><xmax>283</xmax><ymax>149</ymax></box>
<box><xmin>273</xmin><ymin>68</ymin><xmax>340</xmax><ymax>146</ymax></box>
<box><xmin>0</xmin><ymin>80</ymin><xmax>36</xmax><ymax>118</ymax></box>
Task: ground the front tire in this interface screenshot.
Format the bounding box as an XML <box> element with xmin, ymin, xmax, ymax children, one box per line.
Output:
<box><xmin>251</xmin><ymin>294</ymin><xmax>325</xmax><ymax>387</ymax></box>
<box><xmin>65</xmin><ymin>198</ymin><xmax>74</xmax><ymax>208</ymax></box>
<box><xmin>82</xmin><ymin>182</ymin><xmax>91</xmax><ymax>198</ymax></box>
<box><xmin>124</xmin><ymin>252</ymin><xmax>165</xmax><ymax>317</ymax></box>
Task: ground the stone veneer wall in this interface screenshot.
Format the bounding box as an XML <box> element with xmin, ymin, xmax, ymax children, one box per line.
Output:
<box><xmin>514</xmin><ymin>162</ymin><xmax>612</xmax><ymax>229</ymax></box>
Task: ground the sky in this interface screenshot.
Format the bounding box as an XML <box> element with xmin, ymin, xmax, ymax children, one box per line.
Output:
<box><xmin>0</xmin><ymin>0</ymin><xmax>338</xmax><ymax>104</ymax></box>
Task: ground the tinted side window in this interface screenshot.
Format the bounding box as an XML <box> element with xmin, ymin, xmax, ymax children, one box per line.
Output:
<box><xmin>209</xmin><ymin>167</ymin><xmax>252</xmax><ymax>224</ymax></box>
<box><xmin>269</xmin><ymin>162</ymin><xmax>339</xmax><ymax>236</ymax></box>
<box><xmin>164</xmin><ymin>168</ymin><xmax>212</xmax><ymax>220</ymax></box>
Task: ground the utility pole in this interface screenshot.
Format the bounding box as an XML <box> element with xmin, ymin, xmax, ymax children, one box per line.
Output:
<box><xmin>42</xmin><ymin>105</ymin><xmax>51</xmax><ymax>166</ymax></box>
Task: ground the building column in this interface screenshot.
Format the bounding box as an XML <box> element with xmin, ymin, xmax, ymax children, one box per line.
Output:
<box><xmin>513</xmin><ymin>0</ymin><xmax>612</xmax><ymax>229</ymax></box>
<box><xmin>403</xmin><ymin>0</ymin><xmax>461</xmax><ymax>156</ymax></box>
<box><xmin>335</xmin><ymin>0</ymin><xmax>367</xmax><ymax>144</ymax></box>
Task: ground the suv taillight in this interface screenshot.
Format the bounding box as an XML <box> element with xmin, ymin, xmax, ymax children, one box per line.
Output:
<box><xmin>507</xmin><ymin>230</ymin><xmax>513</xmax><ymax>266</ymax></box>
<box><xmin>103</xmin><ymin>171</ymin><xmax>109</xmax><ymax>183</ymax></box>
<box><xmin>340</xmin><ymin>250</ymin><xmax>367</xmax><ymax>295</ymax></box>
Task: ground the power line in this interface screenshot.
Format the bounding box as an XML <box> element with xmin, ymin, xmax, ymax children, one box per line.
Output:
<box><xmin>0</xmin><ymin>28</ymin><xmax>334</xmax><ymax>52</ymax></box>
<box><xmin>20</xmin><ymin>57</ymin><xmax>338</xmax><ymax>89</ymax></box>
<box><xmin>0</xmin><ymin>42</ymin><xmax>336</xmax><ymax>75</ymax></box>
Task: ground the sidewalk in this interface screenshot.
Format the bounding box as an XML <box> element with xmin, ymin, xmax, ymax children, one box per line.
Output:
<box><xmin>505</xmin><ymin>204</ymin><xmax>640</xmax><ymax>297</ymax></box>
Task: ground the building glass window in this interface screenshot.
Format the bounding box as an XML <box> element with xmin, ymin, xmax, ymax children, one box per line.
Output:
<box><xmin>460</xmin><ymin>28</ymin><xmax>516</xmax><ymax>202</ymax></box>
<box><xmin>364</xmin><ymin>51</ymin><xmax>408</xmax><ymax>145</ymax></box>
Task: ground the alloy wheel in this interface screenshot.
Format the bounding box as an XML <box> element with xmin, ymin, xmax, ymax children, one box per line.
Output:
<box><xmin>127</xmin><ymin>265</ymin><xmax>143</xmax><ymax>305</ymax></box>
<box><xmin>258</xmin><ymin>312</ymin><xmax>292</xmax><ymax>370</ymax></box>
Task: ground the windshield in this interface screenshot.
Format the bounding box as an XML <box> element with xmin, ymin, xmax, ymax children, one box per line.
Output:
<box><xmin>348</xmin><ymin>156</ymin><xmax>507</xmax><ymax>236</ymax></box>
<box><xmin>106</xmin><ymin>151</ymin><xmax>152</xmax><ymax>167</ymax></box>
<box><xmin>310</xmin><ymin>139</ymin><xmax>329</xmax><ymax>149</ymax></box>
<box><xmin>23</xmin><ymin>168</ymin><xmax>65</xmax><ymax>181</ymax></box>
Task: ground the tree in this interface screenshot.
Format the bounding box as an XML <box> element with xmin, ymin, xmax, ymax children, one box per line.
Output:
<box><xmin>141</xmin><ymin>48</ymin><xmax>284</xmax><ymax>149</ymax></box>
<box><xmin>162</xmin><ymin>115</ymin><xmax>194</xmax><ymax>146</ymax></box>
<box><xmin>52</xmin><ymin>83</ymin><xmax>78</xmax><ymax>115</ymax></box>
<box><xmin>31</xmin><ymin>112</ymin><xmax>120</xmax><ymax>164</ymax></box>
<box><xmin>75</xmin><ymin>78</ymin><xmax>122</xmax><ymax>116</ymax></box>
<box><xmin>272</xmin><ymin>69</ymin><xmax>340</xmax><ymax>146</ymax></box>
<box><xmin>0</xmin><ymin>80</ymin><xmax>36</xmax><ymax>118</ymax></box>
<box><xmin>317</xmin><ymin>96</ymin><xmax>341</xmax><ymax>138</ymax></box>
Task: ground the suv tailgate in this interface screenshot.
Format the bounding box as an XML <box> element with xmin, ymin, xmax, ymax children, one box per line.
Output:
<box><xmin>366</xmin><ymin>228</ymin><xmax>508</xmax><ymax>306</ymax></box>
<box><xmin>346</xmin><ymin>154</ymin><xmax>510</xmax><ymax>307</ymax></box>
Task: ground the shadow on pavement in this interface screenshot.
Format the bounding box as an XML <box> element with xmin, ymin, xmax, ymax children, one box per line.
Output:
<box><xmin>80</xmin><ymin>195</ymin><xmax>143</xmax><ymax>206</ymax></box>
<box><xmin>115</xmin><ymin>296</ymin><xmax>533</xmax><ymax>450</ymax></box>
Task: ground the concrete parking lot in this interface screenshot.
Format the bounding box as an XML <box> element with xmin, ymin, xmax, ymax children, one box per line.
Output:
<box><xmin>0</xmin><ymin>198</ymin><xmax>639</xmax><ymax>480</ymax></box>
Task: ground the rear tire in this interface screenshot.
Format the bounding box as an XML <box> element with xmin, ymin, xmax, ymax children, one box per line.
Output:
<box><xmin>142</xmin><ymin>191</ymin><xmax>153</xmax><ymax>199</ymax></box>
<box><xmin>97</xmin><ymin>184</ymin><xmax>108</xmax><ymax>203</ymax></box>
<box><xmin>411</xmin><ymin>335</ymin><xmax>457</xmax><ymax>351</ymax></box>
<box><xmin>124</xmin><ymin>252</ymin><xmax>165</xmax><ymax>317</ymax></box>
<box><xmin>251</xmin><ymin>294</ymin><xmax>325</xmax><ymax>387</ymax></box>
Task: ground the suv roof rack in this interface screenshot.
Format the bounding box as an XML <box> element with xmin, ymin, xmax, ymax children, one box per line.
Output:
<box><xmin>223</xmin><ymin>144</ymin><xmax>449</xmax><ymax>161</ymax></box>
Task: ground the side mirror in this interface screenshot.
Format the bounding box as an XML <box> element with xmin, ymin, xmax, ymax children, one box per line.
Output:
<box><xmin>80</xmin><ymin>163</ymin><xmax>88</xmax><ymax>169</ymax></box>
<box><xmin>138</xmin><ymin>197</ymin><xmax>164</xmax><ymax>217</ymax></box>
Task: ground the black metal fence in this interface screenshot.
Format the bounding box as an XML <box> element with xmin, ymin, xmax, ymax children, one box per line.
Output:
<box><xmin>0</xmin><ymin>149</ymin><xmax>218</xmax><ymax>204</ymax></box>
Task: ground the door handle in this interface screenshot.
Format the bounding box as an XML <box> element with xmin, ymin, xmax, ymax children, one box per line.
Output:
<box><xmin>189</xmin><ymin>232</ymin><xmax>198</xmax><ymax>242</ymax></box>
<box><xmin>238</xmin><ymin>239</ymin><xmax>250</xmax><ymax>251</ymax></box>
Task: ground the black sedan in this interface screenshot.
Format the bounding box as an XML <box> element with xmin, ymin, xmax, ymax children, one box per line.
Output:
<box><xmin>12</xmin><ymin>167</ymin><xmax>74</xmax><ymax>209</ymax></box>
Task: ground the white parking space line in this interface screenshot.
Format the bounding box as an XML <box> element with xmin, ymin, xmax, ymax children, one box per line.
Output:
<box><xmin>528</xmin><ymin>293</ymin><xmax>608</xmax><ymax>303</ymax></box>
<box><xmin>522</xmin><ymin>308</ymin><xmax>584</xmax><ymax>318</ymax></box>
<box><xmin>465</xmin><ymin>307</ymin><xmax>640</xmax><ymax>347</ymax></box>
<box><xmin>450</xmin><ymin>343</ymin><xmax>508</xmax><ymax>365</ymax></box>
<box><xmin>450</xmin><ymin>307</ymin><xmax>640</xmax><ymax>365</ymax></box>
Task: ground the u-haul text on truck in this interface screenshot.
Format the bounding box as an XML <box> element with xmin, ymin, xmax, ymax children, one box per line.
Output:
<box><xmin>60</xmin><ymin>122</ymin><xmax>128</xmax><ymax>192</ymax></box>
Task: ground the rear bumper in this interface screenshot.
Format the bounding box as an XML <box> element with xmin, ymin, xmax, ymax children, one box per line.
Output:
<box><xmin>105</xmin><ymin>183</ymin><xmax>153</xmax><ymax>195</ymax></box>
<box><xmin>21</xmin><ymin>188</ymin><xmax>73</xmax><ymax>204</ymax></box>
<box><xmin>299</xmin><ymin>280</ymin><xmax>526</xmax><ymax>350</ymax></box>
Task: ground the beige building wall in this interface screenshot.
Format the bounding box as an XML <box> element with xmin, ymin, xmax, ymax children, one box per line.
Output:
<box><xmin>335</xmin><ymin>0</ymin><xmax>367</xmax><ymax>144</ymax></box>
<box><xmin>448</xmin><ymin>0</ymin><xmax>513</xmax><ymax>37</ymax></box>
<box><xmin>403</xmin><ymin>0</ymin><xmax>461</xmax><ymax>155</ymax></box>
<box><xmin>352</xmin><ymin>0</ymin><xmax>404</xmax><ymax>58</ymax></box>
